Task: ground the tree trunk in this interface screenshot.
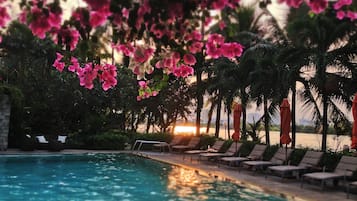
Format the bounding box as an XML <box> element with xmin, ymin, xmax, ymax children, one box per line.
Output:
<box><xmin>291</xmin><ymin>82</ymin><xmax>296</xmax><ymax>148</ymax></box>
<box><xmin>322</xmin><ymin>93</ymin><xmax>328</xmax><ymax>151</ymax></box>
<box><xmin>227</xmin><ymin>105</ymin><xmax>231</xmax><ymax>139</ymax></box>
<box><xmin>206</xmin><ymin>101</ymin><xmax>215</xmax><ymax>134</ymax></box>
<box><xmin>241</xmin><ymin>89</ymin><xmax>248</xmax><ymax>139</ymax></box>
<box><xmin>146</xmin><ymin>112</ymin><xmax>152</xmax><ymax>134</ymax></box>
<box><xmin>215</xmin><ymin>94</ymin><xmax>222</xmax><ymax>138</ymax></box>
<box><xmin>264</xmin><ymin>97</ymin><xmax>270</xmax><ymax>145</ymax></box>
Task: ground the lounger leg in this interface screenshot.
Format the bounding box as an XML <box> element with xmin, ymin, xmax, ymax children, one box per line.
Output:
<box><xmin>300</xmin><ymin>176</ymin><xmax>304</xmax><ymax>188</ymax></box>
<box><xmin>347</xmin><ymin>183</ymin><xmax>350</xmax><ymax>199</ymax></box>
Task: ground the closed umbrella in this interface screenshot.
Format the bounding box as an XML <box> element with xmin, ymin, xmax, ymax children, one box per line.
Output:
<box><xmin>232</xmin><ymin>103</ymin><xmax>242</xmax><ymax>153</ymax></box>
<box><xmin>351</xmin><ymin>94</ymin><xmax>357</xmax><ymax>149</ymax></box>
<box><xmin>280</xmin><ymin>98</ymin><xmax>291</xmax><ymax>164</ymax></box>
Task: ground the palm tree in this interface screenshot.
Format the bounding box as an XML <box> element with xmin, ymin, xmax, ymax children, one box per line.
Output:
<box><xmin>286</xmin><ymin>8</ymin><xmax>357</xmax><ymax>151</ymax></box>
<box><xmin>205</xmin><ymin>58</ymin><xmax>239</xmax><ymax>137</ymax></box>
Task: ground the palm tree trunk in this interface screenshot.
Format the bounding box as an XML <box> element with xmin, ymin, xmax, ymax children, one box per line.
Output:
<box><xmin>242</xmin><ymin>89</ymin><xmax>248</xmax><ymax>139</ymax></box>
<box><xmin>227</xmin><ymin>105</ymin><xmax>231</xmax><ymax>139</ymax></box>
<box><xmin>264</xmin><ymin>97</ymin><xmax>270</xmax><ymax>145</ymax></box>
<box><xmin>292</xmin><ymin>82</ymin><xmax>296</xmax><ymax>148</ymax></box>
<box><xmin>322</xmin><ymin>93</ymin><xmax>328</xmax><ymax>151</ymax></box>
<box><xmin>215</xmin><ymin>94</ymin><xmax>223</xmax><ymax>138</ymax></box>
<box><xmin>206</xmin><ymin>102</ymin><xmax>214</xmax><ymax>134</ymax></box>
<box><xmin>146</xmin><ymin>112</ymin><xmax>152</xmax><ymax>134</ymax></box>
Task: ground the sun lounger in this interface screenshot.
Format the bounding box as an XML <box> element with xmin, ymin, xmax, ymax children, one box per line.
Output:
<box><xmin>171</xmin><ymin>137</ymin><xmax>200</xmax><ymax>153</ymax></box>
<box><xmin>267</xmin><ymin>150</ymin><xmax>324</xmax><ymax>179</ymax></box>
<box><xmin>153</xmin><ymin>135</ymin><xmax>183</xmax><ymax>152</ymax></box>
<box><xmin>347</xmin><ymin>181</ymin><xmax>357</xmax><ymax>198</ymax></box>
<box><xmin>198</xmin><ymin>142</ymin><xmax>242</xmax><ymax>162</ymax></box>
<box><xmin>58</xmin><ymin>135</ymin><xmax>67</xmax><ymax>144</ymax></box>
<box><xmin>219</xmin><ymin>144</ymin><xmax>267</xmax><ymax>167</ymax></box>
<box><xmin>243</xmin><ymin>148</ymin><xmax>293</xmax><ymax>172</ymax></box>
<box><xmin>183</xmin><ymin>140</ymin><xmax>225</xmax><ymax>160</ymax></box>
<box><xmin>301</xmin><ymin>155</ymin><xmax>357</xmax><ymax>190</ymax></box>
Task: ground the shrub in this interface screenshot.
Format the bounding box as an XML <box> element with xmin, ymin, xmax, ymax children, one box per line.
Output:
<box><xmin>20</xmin><ymin>135</ymin><xmax>36</xmax><ymax>151</ymax></box>
<box><xmin>85</xmin><ymin>132</ymin><xmax>129</xmax><ymax>150</ymax></box>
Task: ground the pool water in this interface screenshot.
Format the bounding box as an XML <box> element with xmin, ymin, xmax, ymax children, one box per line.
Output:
<box><xmin>0</xmin><ymin>154</ymin><xmax>287</xmax><ymax>201</ymax></box>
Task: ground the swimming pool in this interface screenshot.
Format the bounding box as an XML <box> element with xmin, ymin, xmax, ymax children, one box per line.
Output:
<box><xmin>0</xmin><ymin>154</ymin><xmax>287</xmax><ymax>200</ymax></box>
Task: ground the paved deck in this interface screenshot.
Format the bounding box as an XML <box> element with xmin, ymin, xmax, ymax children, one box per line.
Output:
<box><xmin>1</xmin><ymin>149</ymin><xmax>357</xmax><ymax>201</ymax></box>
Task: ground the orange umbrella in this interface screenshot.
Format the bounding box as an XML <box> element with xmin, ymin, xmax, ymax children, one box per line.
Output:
<box><xmin>232</xmin><ymin>103</ymin><xmax>242</xmax><ymax>142</ymax></box>
<box><xmin>280</xmin><ymin>98</ymin><xmax>292</xmax><ymax>145</ymax></box>
<box><xmin>351</xmin><ymin>94</ymin><xmax>357</xmax><ymax>149</ymax></box>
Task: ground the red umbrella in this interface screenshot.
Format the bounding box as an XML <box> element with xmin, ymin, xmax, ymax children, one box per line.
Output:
<box><xmin>232</xmin><ymin>103</ymin><xmax>242</xmax><ymax>142</ymax></box>
<box><xmin>280</xmin><ymin>98</ymin><xmax>292</xmax><ymax>145</ymax></box>
<box><xmin>351</xmin><ymin>94</ymin><xmax>357</xmax><ymax>149</ymax></box>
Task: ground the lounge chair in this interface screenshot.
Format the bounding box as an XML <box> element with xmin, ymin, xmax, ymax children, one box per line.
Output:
<box><xmin>198</xmin><ymin>142</ymin><xmax>242</xmax><ymax>162</ymax></box>
<box><xmin>35</xmin><ymin>135</ymin><xmax>49</xmax><ymax>149</ymax></box>
<box><xmin>171</xmin><ymin>137</ymin><xmax>200</xmax><ymax>153</ymax></box>
<box><xmin>266</xmin><ymin>150</ymin><xmax>324</xmax><ymax>179</ymax></box>
<box><xmin>347</xmin><ymin>181</ymin><xmax>357</xmax><ymax>198</ymax></box>
<box><xmin>242</xmin><ymin>148</ymin><xmax>293</xmax><ymax>173</ymax></box>
<box><xmin>219</xmin><ymin>144</ymin><xmax>267</xmax><ymax>167</ymax></box>
<box><xmin>152</xmin><ymin>135</ymin><xmax>183</xmax><ymax>152</ymax></box>
<box><xmin>301</xmin><ymin>155</ymin><xmax>357</xmax><ymax>190</ymax></box>
<box><xmin>58</xmin><ymin>135</ymin><xmax>67</xmax><ymax>144</ymax></box>
<box><xmin>182</xmin><ymin>140</ymin><xmax>225</xmax><ymax>161</ymax></box>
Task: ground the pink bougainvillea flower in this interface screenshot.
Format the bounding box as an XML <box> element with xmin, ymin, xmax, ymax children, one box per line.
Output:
<box><xmin>346</xmin><ymin>11</ymin><xmax>357</xmax><ymax>21</ymax></box>
<box><xmin>183</xmin><ymin>54</ymin><xmax>197</xmax><ymax>65</ymax></box>
<box><xmin>152</xmin><ymin>91</ymin><xmax>158</xmax><ymax>96</ymax></box>
<box><xmin>206</xmin><ymin>42</ymin><xmax>221</xmax><ymax>59</ymax></box>
<box><xmin>48</xmin><ymin>12</ymin><xmax>62</xmax><ymax>30</ymax></box>
<box><xmin>138</xmin><ymin>80</ymin><xmax>147</xmax><ymax>88</ymax></box>
<box><xmin>133</xmin><ymin>47</ymin><xmax>154</xmax><ymax>63</ymax></box>
<box><xmin>278</xmin><ymin>0</ymin><xmax>303</xmax><ymax>8</ymax></box>
<box><xmin>173</xmin><ymin>64</ymin><xmax>194</xmax><ymax>78</ymax></box>
<box><xmin>19</xmin><ymin>10</ymin><xmax>27</xmax><ymax>23</ymax></box>
<box><xmin>336</xmin><ymin>10</ymin><xmax>345</xmax><ymax>20</ymax></box>
<box><xmin>204</xmin><ymin>17</ymin><xmax>212</xmax><ymax>27</ymax></box>
<box><xmin>0</xmin><ymin>6</ymin><xmax>10</xmax><ymax>28</ymax></box>
<box><xmin>219</xmin><ymin>21</ymin><xmax>226</xmax><ymax>30</ymax></box>
<box><xmin>113</xmin><ymin>43</ymin><xmax>135</xmax><ymax>57</ymax></box>
<box><xmin>90</xmin><ymin>8</ymin><xmax>111</xmax><ymax>28</ymax></box>
<box><xmin>52</xmin><ymin>52</ymin><xmax>65</xmax><ymax>72</ymax></box>
<box><xmin>333</xmin><ymin>0</ymin><xmax>352</xmax><ymax>10</ymax></box>
<box><xmin>84</xmin><ymin>0</ymin><xmax>110</xmax><ymax>10</ymax></box>
<box><xmin>68</xmin><ymin>57</ymin><xmax>80</xmax><ymax>72</ymax></box>
<box><xmin>122</xmin><ymin>8</ymin><xmax>129</xmax><ymax>19</ymax></box>
<box><xmin>189</xmin><ymin>41</ymin><xmax>204</xmax><ymax>54</ymax></box>
<box><xmin>77</xmin><ymin>62</ymin><xmax>98</xmax><ymax>90</ymax></box>
<box><xmin>99</xmin><ymin>63</ymin><xmax>117</xmax><ymax>91</ymax></box>
<box><xmin>221</xmin><ymin>42</ymin><xmax>244</xmax><ymax>58</ymax></box>
<box><xmin>29</xmin><ymin>7</ymin><xmax>52</xmax><ymax>39</ymax></box>
<box><xmin>211</xmin><ymin>0</ymin><xmax>229</xmax><ymax>10</ymax></box>
<box><xmin>307</xmin><ymin>0</ymin><xmax>328</xmax><ymax>14</ymax></box>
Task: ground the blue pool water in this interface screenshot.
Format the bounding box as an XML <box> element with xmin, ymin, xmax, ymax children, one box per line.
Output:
<box><xmin>0</xmin><ymin>154</ymin><xmax>287</xmax><ymax>201</ymax></box>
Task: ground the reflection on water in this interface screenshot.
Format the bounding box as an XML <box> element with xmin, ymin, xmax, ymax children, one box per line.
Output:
<box><xmin>167</xmin><ymin>168</ymin><xmax>209</xmax><ymax>200</ymax></box>
<box><xmin>173</xmin><ymin>126</ymin><xmax>352</xmax><ymax>151</ymax></box>
<box><xmin>166</xmin><ymin>167</ymin><xmax>286</xmax><ymax>201</ymax></box>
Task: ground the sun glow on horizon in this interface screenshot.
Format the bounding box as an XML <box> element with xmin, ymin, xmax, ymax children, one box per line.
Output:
<box><xmin>173</xmin><ymin>126</ymin><xmax>206</xmax><ymax>135</ymax></box>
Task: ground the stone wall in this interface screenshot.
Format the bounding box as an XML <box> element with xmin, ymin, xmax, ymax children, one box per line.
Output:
<box><xmin>0</xmin><ymin>95</ymin><xmax>10</xmax><ymax>151</ymax></box>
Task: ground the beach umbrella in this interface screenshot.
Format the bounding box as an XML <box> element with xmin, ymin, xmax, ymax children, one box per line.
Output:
<box><xmin>232</xmin><ymin>103</ymin><xmax>242</xmax><ymax>153</ymax></box>
<box><xmin>351</xmin><ymin>94</ymin><xmax>357</xmax><ymax>149</ymax></box>
<box><xmin>280</xmin><ymin>98</ymin><xmax>291</xmax><ymax>164</ymax></box>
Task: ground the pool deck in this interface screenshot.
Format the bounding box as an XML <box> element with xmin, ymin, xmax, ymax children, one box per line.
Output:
<box><xmin>1</xmin><ymin>149</ymin><xmax>357</xmax><ymax>201</ymax></box>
